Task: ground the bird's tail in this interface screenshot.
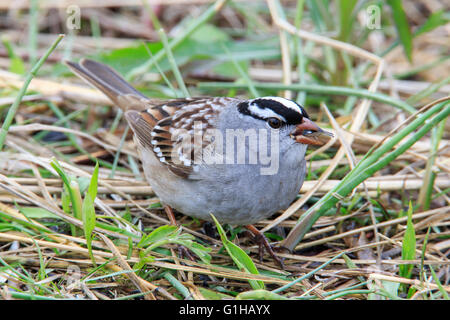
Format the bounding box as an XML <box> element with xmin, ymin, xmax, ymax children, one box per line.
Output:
<box><xmin>65</xmin><ymin>59</ymin><xmax>146</xmax><ymax>108</ymax></box>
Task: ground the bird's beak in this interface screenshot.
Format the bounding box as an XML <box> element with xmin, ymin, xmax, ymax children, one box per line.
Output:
<box><xmin>290</xmin><ymin>118</ymin><xmax>334</xmax><ymax>145</ymax></box>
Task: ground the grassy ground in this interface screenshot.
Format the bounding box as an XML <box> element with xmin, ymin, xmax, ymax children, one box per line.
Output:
<box><xmin>0</xmin><ymin>0</ymin><xmax>449</xmax><ymax>300</ymax></box>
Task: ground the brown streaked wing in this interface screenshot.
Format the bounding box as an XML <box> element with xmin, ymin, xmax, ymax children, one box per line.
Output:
<box><xmin>126</xmin><ymin>97</ymin><xmax>234</xmax><ymax>178</ymax></box>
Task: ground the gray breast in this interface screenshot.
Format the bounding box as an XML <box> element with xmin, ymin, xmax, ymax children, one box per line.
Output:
<box><xmin>171</xmin><ymin>142</ymin><xmax>307</xmax><ymax>225</ymax></box>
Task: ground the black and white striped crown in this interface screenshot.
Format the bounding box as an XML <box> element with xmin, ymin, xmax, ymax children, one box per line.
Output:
<box><xmin>237</xmin><ymin>96</ymin><xmax>309</xmax><ymax>125</ymax></box>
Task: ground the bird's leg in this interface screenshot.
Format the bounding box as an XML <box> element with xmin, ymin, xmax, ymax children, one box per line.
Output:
<box><xmin>177</xmin><ymin>245</ymin><xmax>196</xmax><ymax>262</ymax></box>
<box><xmin>164</xmin><ymin>205</ymin><xmax>178</xmax><ymax>225</ymax></box>
<box><xmin>163</xmin><ymin>205</ymin><xmax>196</xmax><ymax>262</ymax></box>
<box><xmin>244</xmin><ymin>224</ymin><xmax>284</xmax><ymax>268</ymax></box>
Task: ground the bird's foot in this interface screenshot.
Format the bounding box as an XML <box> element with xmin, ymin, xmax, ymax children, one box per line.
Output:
<box><xmin>244</xmin><ymin>225</ymin><xmax>285</xmax><ymax>269</ymax></box>
<box><xmin>164</xmin><ymin>205</ymin><xmax>197</xmax><ymax>262</ymax></box>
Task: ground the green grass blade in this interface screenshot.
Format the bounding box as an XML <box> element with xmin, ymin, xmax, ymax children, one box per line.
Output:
<box><xmin>415</xmin><ymin>9</ymin><xmax>449</xmax><ymax>36</ymax></box>
<box><xmin>1</xmin><ymin>36</ymin><xmax>25</xmax><ymax>74</ymax></box>
<box><xmin>272</xmin><ymin>252</ymin><xmax>345</xmax><ymax>293</ymax></box>
<box><xmin>82</xmin><ymin>193</ymin><xmax>97</xmax><ymax>266</ymax></box>
<box><xmin>407</xmin><ymin>75</ymin><xmax>450</xmax><ymax>105</ymax></box>
<box><xmin>176</xmin><ymin>240</ymin><xmax>211</xmax><ymax>264</ymax></box>
<box><xmin>88</xmin><ymin>161</ymin><xmax>99</xmax><ymax>200</ymax></box>
<box><xmin>50</xmin><ymin>158</ymin><xmax>85</xmax><ymax>237</ymax></box>
<box><xmin>236</xmin><ymin>289</ymin><xmax>290</xmax><ymax>300</ymax></box>
<box><xmin>109</xmin><ymin>126</ymin><xmax>129</xmax><ymax>179</ymax></box>
<box><xmin>418</xmin><ymin>120</ymin><xmax>445</xmax><ymax>210</ymax></box>
<box><xmin>126</xmin><ymin>0</ymin><xmax>229</xmax><ymax>80</ymax></box>
<box><xmin>69</xmin><ymin>179</ymin><xmax>83</xmax><ymax>231</ymax></box>
<box><xmin>28</xmin><ymin>0</ymin><xmax>39</xmax><ymax>66</ymax></box>
<box><xmin>50</xmin><ymin>158</ymin><xmax>71</xmax><ymax>188</ymax></box>
<box><xmin>142</xmin><ymin>41</ymin><xmax>178</xmax><ymax>96</ymax></box>
<box><xmin>211</xmin><ymin>214</ymin><xmax>264</xmax><ymax>290</ymax></box>
<box><xmin>399</xmin><ymin>202</ymin><xmax>416</xmax><ymax>280</ymax></box>
<box><xmin>158</xmin><ymin>28</ymin><xmax>191</xmax><ymax>98</ymax></box>
<box><xmin>163</xmin><ymin>272</ymin><xmax>192</xmax><ymax>300</ymax></box>
<box><xmin>338</xmin><ymin>0</ymin><xmax>357</xmax><ymax>42</ymax></box>
<box><xmin>198</xmin><ymin>82</ymin><xmax>416</xmax><ymax>113</ymax></box>
<box><xmin>0</xmin><ymin>34</ymin><xmax>64</xmax><ymax>151</ymax></box>
<box><xmin>282</xmin><ymin>101</ymin><xmax>449</xmax><ymax>250</ymax></box>
<box><xmin>325</xmin><ymin>289</ymin><xmax>375</xmax><ymax>300</ymax></box>
<box><xmin>419</xmin><ymin>227</ymin><xmax>431</xmax><ymax>285</ymax></box>
<box><xmin>294</xmin><ymin>0</ymin><xmax>307</xmax><ymax>105</ymax></box>
<box><xmin>379</xmin><ymin>8</ymin><xmax>448</xmax><ymax>58</ymax></box>
<box><xmin>221</xmin><ymin>43</ymin><xmax>259</xmax><ymax>98</ymax></box>
<box><xmin>429</xmin><ymin>265</ymin><xmax>450</xmax><ymax>300</ymax></box>
<box><xmin>143</xmin><ymin>2</ymin><xmax>190</xmax><ymax>98</ymax></box>
<box><xmin>342</xmin><ymin>253</ymin><xmax>366</xmax><ymax>283</ymax></box>
<box><xmin>387</xmin><ymin>0</ymin><xmax>413</xmax><ymax>62</ymax></box>
<box><xmin>69</xmin><ymin>181</ymin><xmax>83</xmax><ymax>218</ymax></box>
<box><xmin>138</xmin><ymin>225</ymin><xmax>211</xmax><ymax>264</ymax></box>
<box><xmin>138</xmin><ymin>225</ymin><xmax>178</xmax><ymax>248</ymax></box>
<box><xmin>83</xmin><ymin>162</ymin><xmax>99</xmax><ymax>266</ymax></box>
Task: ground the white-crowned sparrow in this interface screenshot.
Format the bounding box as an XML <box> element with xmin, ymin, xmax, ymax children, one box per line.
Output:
<box><xmin>66</xmin><ymin>59</ymin><xmax>332</xmax><ymax>262</ymax></box>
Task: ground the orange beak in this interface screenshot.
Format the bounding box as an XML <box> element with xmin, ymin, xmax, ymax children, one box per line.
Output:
<box><xmin>290</xmin><ymin>118</ymin><xmax>333</xmax><ymax>145</ymax></box>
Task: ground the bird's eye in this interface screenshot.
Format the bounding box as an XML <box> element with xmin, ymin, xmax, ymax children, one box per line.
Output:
<box><xmin>267</xmin><ymin>117</ymin><xmax>282</xmax><ymax>129</ymax></box>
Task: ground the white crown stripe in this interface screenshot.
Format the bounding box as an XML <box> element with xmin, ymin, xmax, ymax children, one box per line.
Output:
<box><xmin>257</xmin><ymin>96</ymin><xmax>303</xmax><ymax>115</ymax></box>
<box><xmin>248</xmin><ymin>103</ymin><xmax>287</xmax><ymax>121</ymax></box>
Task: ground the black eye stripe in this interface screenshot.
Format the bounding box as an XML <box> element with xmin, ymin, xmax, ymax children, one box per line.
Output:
<box><xmin>238</xmin><ymin>101</ymin><xmax>263</xmax><ymax>120</ymax></box>
<box><xmin>299</xmin><ymin>106</ymin><xmax>309</xmax><ymax>119</ymax></box>
<box><xmin>253</xmin><ymin>99</ymin><xmax>304</xmax><ymax>124</ymax></box>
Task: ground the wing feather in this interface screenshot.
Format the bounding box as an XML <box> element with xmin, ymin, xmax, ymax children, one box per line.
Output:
<box><xmin>125</xmin><ymin>97</ymin><xmax>237</xmax><ymax>178</ymax></box>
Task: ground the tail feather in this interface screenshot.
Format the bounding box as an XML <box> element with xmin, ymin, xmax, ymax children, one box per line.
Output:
<box><xmin>65</xmin><ymin>59</ymin><xmax>146</xmax><ymax>108</ymax></box>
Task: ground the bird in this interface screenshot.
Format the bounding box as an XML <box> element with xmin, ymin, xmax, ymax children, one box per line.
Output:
<box><xmin>65</xmin><ymin>59</ymin><xmax>332</xmax><ymax>265</ymax></box>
